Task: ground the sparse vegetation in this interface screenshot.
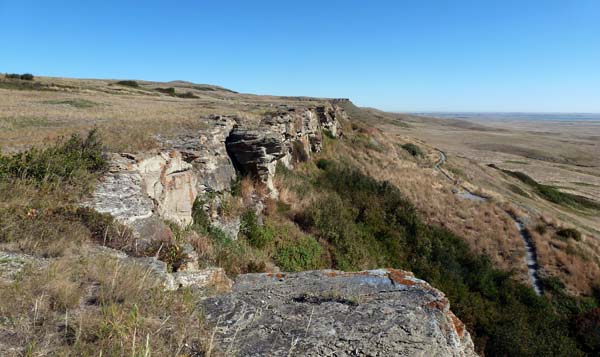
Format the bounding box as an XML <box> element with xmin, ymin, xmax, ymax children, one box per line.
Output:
<box><xmin>44</xmin><ymin>99</ymin><xmax>98</xmax><ymax>108</ymax></box>
<box><xmin>176</xmin><ymin>91</ymin><xmax>199</xmax><ymax>99</ymax></box>
<box><xmin>155</xmin><ymin>87</ymin><xmax>176</xmax><ymax>95</ymax></box>
<box><xmin>508</xmin><ymin>183</ymin><xmax>529</xmax><ymax>197</ymax></box>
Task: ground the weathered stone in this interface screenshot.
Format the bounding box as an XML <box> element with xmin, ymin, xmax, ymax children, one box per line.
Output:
<box><xmin>171</xmin><ymin>268</ymin><xmax>232</xmax><ymax>291</ymax></box>
<box><xmin>0</xmin><ymin>251</ymin><xmax>45</xmax><ymax>283</ymax></box>
<box><xmin>87</xmin><ymin>153</ymin><xmax>154</xmax><ymax>223</ymax></box>
<box><xmin>211</xmin><ymin>215</ymin><xmax>241</xmax><ymax>240</ymax></box>
<box><xmin>201</xmin><ymin>269</ymin><xmax>476</xmax><ymax>356</ymax></box>
<box><xmin>137</xmin><ymin>151</ymin><xmax>197</xmax><ymax>226</ymax></box>
<box><xmin>225</xmin><ymin>104</ymin><xmax>343</xmax><ymax>195</ymax></box>
<box><xmin>90</xmin><ymin>151</ymin><xmax>197</xmax><ymax>226</ymax></box>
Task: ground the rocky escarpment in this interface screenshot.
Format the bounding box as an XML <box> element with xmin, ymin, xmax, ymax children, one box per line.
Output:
<box><xmin>201</xmin><ymin>269</ymin><xmax>476</xmax><ymax>356</ymax></box>
<box><xmin>89</xmin><ymin>103</ymin><xmax>344</xmax><ymax>233</ymax></box>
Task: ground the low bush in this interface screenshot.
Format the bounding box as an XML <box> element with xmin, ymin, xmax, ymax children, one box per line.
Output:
<box><xmin>0</xmin><ymin>128</ymin><xmax>107</xmax><ymax>185</ymax></box>
<box><xmin>535</xmin><ymin>223</ymin><xmax>548</xmax><ymax>235</ymax></box>
<box><xmin>274</xmin><ymin>235</ymin><xmax>322</xmax><ymax>272</ymax></box>
<box><xmin>556</xmin><ymin>227</ymin><xmax>582</xmax><ymax>241</ymax></box>
<box><xmin>401</xmin><ymin>143</ymin><xmax>424</xmax><ymax>157</ymax></box>
<box><xmin>115</xmin><ymin>80</ymin><xmax>139</xmax><ymax>88</ymax></box>
<box><xmin>5</xmin><ymin>73</ymin><xmax>34</xmax><ymax>80</ymax></box>
<box><xmin>155</xmin><ymin>87</ymin><xmax>176</xmax><ymax>95</ymax></box>
<box><xmin>240</xmin><ymin>210</ymin><xmax>274</xmax><ymax>249</ymax></box>
<box><xmin>176</xmin><ymin>91</ymin><xmax>199</xmax><ymax>99</ymax></box>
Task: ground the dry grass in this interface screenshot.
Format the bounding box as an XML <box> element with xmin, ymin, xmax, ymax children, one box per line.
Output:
<box><xmin>0</xmin><ymin>252</ymin><xmax>210</xmax><ymax>356</ymax></box>
<box><xmin>0</xmin><ymin>76</ymin><xmax>327</xmax><ymax>153</ymax></box>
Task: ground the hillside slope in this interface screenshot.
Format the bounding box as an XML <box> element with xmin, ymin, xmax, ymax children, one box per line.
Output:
<box><xmin>1</xmin><ymin>75</ymin><xmax>599</xmax><ymax>355</ymax></box>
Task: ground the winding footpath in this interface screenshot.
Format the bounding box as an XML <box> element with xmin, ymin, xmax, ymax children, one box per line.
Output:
<box><xmin>433</xmin><ymin>149</ymin><xmax>542</xmax><ymax>295</ymax></box>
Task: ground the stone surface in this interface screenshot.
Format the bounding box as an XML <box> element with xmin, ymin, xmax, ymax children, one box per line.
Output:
<box><xmin>201</xmin><ymin>269</ymin><xmax>476</xmax><ymax>356</ymax></box>
<box><xmin>87</xmin><ymin>153</ymin><xmax>154</xmax><ymax>223</ymax></box>
<box><xmin>0</xmin><ymin>251</ymin><xmax>45</xmax><ymax>283</ymax></box>
<box><xmin>137</xmin><ymin>151</ymin><xmax>198</xmax><ymax>226</ymax></box>
<box><xmin>90</xmin><ymin>151</ymin><xmax>197</xmax><ymax>227</ymax></box>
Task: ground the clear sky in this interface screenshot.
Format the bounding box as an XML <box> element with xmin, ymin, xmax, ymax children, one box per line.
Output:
<box><xmin>1</xmin><ymin>0</ymin><xmax>599</xmax><ymax>112</ymax></box>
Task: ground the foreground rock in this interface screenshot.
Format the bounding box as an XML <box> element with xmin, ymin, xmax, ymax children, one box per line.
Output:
<box><xmin>201</xmin><ymin>269</ymin><xmax>476</xmax><ymax>356</ymax></box>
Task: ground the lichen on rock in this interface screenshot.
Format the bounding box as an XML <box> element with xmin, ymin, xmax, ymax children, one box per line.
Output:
<box><xmin>201</xmin><ymin>268</ymin><xmax>476</xmax><ymax>356</ymax></box>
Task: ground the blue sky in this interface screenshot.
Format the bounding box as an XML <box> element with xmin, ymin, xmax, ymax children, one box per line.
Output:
<box><xmin>1</xmin><ymin>0</ymin><xmax>599</xmax><ymax>112</ymax></box>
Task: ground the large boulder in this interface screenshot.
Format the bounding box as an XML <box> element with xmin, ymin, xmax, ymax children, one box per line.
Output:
<box><xmin>201</xmin><ymin>269</ymin><xmax>476</xmax><ymax>356</ymax></box>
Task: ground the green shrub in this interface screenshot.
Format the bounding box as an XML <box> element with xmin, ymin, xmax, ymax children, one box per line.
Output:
<box><xmin>401</xmin><ymin>143</ymin><xmax>423</xmax><ymax>157</ymax></box>
<box><xmin>20</xmin><ymin>73</ymin><xmax>34</xmax><ymax>81</ymax></box>
<box><xmin>190</xmin><ymin>197</ymin><xmax>211</xmax><ymax>234</ymax></box>
<box><xmin>240</xmin><ymin>210</ymin><xmax>274</xmax><ymax>249</ymax></box>
<box><xmin>0</xmin><ymin>129</ymin><xmax>107</xmax><ymax>185</ymax></box>
<box><xmin>535</xmin><ymin>224</ymin><xmax>548</xmax><ymax>235</ymax></box>
<box><xmin>145</xmin><ymin>238</ymin><xmax>188</xmax><ymax>272</ymax></box>
<box><xmin>274</xmin><ymin>235</ymin><xmax>322</xmax><ymax>272</ymax></box>
<box><xmin>494</xmin><ymin>167</ymin><xmax>600</xmax><ymax>210</ymax></box>
<box><xmin>155</xmin><ymin>87</ymin><xmax>176</xmax><ymax>95</ymax></box>
<box><xmin>556</xmin><ymin>227</ymin><xmax>582</xmax><ymax>241</ymax></box>
<box><xmin>115</xmin><ymin>80</ymin><xmax>139</xmax><ymax>88</ymax></box>
<box><xmin>5</xmin><ymin>73</ymin><xmax>33</xmax><ymax>80</ymax></box>
<box><xmin>176</xmin><ymin>91</ymin><xmax>199</xmax><ymax>99</ymax></box>
<box><xmin>316</xmin><ymin>158</ymin><xmax>333</xmax><ymax>171</ymax></box>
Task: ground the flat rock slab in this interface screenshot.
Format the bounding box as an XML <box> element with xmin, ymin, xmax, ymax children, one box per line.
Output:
<box><xmin>201</xmin><ymin>269</ymin><xmax>476</xmax><ymax>356</ymax></box>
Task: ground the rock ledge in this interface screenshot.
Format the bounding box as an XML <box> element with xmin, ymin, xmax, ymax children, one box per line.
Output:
<box><xmin>201</xmin><ymin>268</ymin><xmax>476</xmax><ymax>356</ymax></box>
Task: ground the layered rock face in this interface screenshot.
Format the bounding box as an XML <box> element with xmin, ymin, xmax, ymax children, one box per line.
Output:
<box><xmin>201</xmin><ymin>269</ymin><xmax>476</xmax><ymax>356</ymax></box>
<box><xmin>226</xmin><ymin>104</ymin><xmax>344</xmax><ymax>193</ymax></box>
<box><xmin>90</xmin><ymin>103</ymin><xmax>344</xmax><ymax>228</ymax></box>
<box><xmin>89</xmin><ymin>151</ymin><xmax>197</xmax><ymax>226</ymax></box>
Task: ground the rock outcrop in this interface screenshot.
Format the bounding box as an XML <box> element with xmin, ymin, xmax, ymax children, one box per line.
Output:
<box><xmin>226</xmin><ymin>104</ymin><xmax>344</xmax><ymax>193</ymax></box>
<box><xmin>90</xmin><ymin>103</ymin><xmax>344</xmax><ymax>227</ymax></box>
<box><xmin>201</xmin><ymin>269</ymin><xmax>476</xmax><ymax>356</ymax></box>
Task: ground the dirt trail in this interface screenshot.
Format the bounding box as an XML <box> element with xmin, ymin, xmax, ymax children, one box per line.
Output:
<box><xmin>433</xmin><ymin>149</ymin><xmax>543</xmax><ymax>295</ymax></box>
